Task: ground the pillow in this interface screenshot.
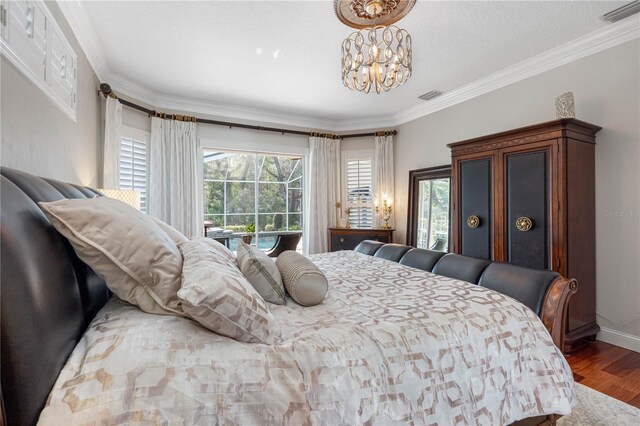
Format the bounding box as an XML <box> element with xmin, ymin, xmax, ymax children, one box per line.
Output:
<box><xmin>275</xmin><ymin>251</ymin><xmax>328</xmax><ymax>306</ymax></box>
<box><xmin>149</xmin><ymin>216</ymin><xmax>189</xmax><ymax>245</ymax></box>
<box><xmin>39</xmin><ymin>197</ymin><xmax>183</xmax><ymax>316</ymax></box>
<box><xmin>236</xmin><ymin>241</ymin><xmax>286</xmax><ymax>305</ymax></box>
<box><xmin>178</xmin><ymin>240</ymin><xmax>281</xmax><ymax>344</ymax></box>
<box><xmin>191</xmin><ymin>236</ymin><xmax>237</xmax><ymax>265</ymax></box>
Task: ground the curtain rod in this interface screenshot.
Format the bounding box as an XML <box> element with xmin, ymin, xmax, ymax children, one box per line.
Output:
<box><xmin>98</xmin><ymin>83</ymin><xmax>397</xmax><ymax>140</ymax></box>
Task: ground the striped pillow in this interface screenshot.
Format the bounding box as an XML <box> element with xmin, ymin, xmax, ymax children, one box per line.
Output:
<box><xmin>236</xmin><ymin>241</ymin><xmax>286</xmax><ymax>305</ymax></box>
<box><xmin>276</xmin><ymin>251</ymin><xmax>328</xmax><ymax>306</ymax></box>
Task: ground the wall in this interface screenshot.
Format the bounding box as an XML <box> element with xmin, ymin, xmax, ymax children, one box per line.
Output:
<box><xmin>1</xmin><ymin>2</ymin><xmax>101</xmax><ymax>186</ymax></box>
<box><xmin>394</xmin><ymin>39</ymin><xmax>640</xmax><ymax>350</ymax></box>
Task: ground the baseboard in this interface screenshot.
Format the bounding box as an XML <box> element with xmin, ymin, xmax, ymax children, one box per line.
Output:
<box><xmin>597</xmin><ymin>327</ymin><xmax>640</xmax><ymax>352</ymax></box>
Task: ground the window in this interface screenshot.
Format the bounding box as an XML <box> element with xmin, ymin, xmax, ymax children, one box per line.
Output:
<box><xmin>119</xmin><ymin>130</ymin><xmax>148</xmax><ymax>212</ymax></box>
<box><xmin>203</xmin><ymin>151</ymin><xmax>304</xmax><ymax>251</ymax></box>
<box><xmin>344</xmin><ymin>153</ymin><xmax>374</xmax><ymax>228</ymax></box>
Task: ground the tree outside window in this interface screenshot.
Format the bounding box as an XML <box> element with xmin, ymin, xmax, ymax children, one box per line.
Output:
<box><xmin>204</xmin><ymin>151</ymin><xmax>303</xmax><ymax>250</ymax></box>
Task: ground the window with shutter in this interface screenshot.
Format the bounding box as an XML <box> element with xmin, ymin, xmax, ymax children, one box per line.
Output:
<box><xmin>119</xmin><ymin>136</ymin><xmax>148</xmax><ymax>212</ymax></box>
<box><xmin>345</xmin><ymin>157</ymin><xmax>374</xmax><ymax>228</ymax></box>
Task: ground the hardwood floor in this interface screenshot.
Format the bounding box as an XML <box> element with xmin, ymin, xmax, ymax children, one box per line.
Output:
<box><xmin>566</xmin><ymin>341</ymin><xmax>640</xmax><ymax>408</ymax></box>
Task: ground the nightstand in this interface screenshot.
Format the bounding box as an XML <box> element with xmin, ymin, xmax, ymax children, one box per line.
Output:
<box><xmin>328</xmin><ymin>228</ymin><xmax>394</xmax><ymax>252</ymax></box>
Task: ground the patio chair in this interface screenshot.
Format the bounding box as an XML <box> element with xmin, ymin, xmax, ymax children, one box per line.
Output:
<box><xmin>265</xmin><ymin>232</ymin><xmax>302</xmax><ymax>257</ymax></box>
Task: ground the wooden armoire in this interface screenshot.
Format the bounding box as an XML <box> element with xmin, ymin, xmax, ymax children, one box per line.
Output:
<box><xmin>448</xmin><ymin>119</ymin><xmax>601</xmax><ymax>353</ymax></box>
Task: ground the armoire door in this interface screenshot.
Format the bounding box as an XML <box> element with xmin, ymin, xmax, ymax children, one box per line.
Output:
<box><xmin>500</xmin><ymin>144</ymin><xmax>555</xmax><ymax>269</ymax></box>
<box><xmin>458</xmin><ymin>156</ymin><xmax>493</xmax><ymax>259</ymax></box>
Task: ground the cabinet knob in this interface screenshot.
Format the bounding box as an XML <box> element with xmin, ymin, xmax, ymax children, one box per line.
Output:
<box><xmin>467</xmin><ymin>215</ymin><xmax>480</xmax><ymax>228</ymax></box>
<box><xmin>516</xmin><ymin>217</ymin><xmax>533</xmax><ymax>232</ymax></box>
<box><xmin>339</xmin><ymin>237</ymin><xmax>344</xmax><ymax>243</ymax></box>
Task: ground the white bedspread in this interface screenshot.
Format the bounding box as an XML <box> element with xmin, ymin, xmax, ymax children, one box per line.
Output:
<box><xmin>39</xmin><ymin>251</ymin><xmax>574</xmax><ymax>425</ymax></box>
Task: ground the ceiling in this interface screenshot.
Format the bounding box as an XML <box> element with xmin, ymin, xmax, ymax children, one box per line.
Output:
<box><xmin>62</xmin><ymin>1</ymin><xmax>632</xmax><ymax>129</ymax></box>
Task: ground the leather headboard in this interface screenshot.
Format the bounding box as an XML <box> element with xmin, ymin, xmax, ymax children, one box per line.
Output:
<box><xmin>373</xmin><ymin>243</ymin><xmax>412</xmax><ymax>262</ymax></box>
<box><xmin>432</xmin><ymin>253</ymin><xmax>492</xmax><ymax>284</ymax></box>
<box><xmin>353</xmin><ymin>240</ymin><xmax>385</xmax><ymax>256</ymax></box>
<box><xmin>479</xmin><ymin>262</ymin><xmax>560</xmax><ymax>315</ymax></box>
<box><xmin>399</xmin><ymin>248</ymin><xmax>447</xmax><ymax>271</ymax></box>
<box><xmin>0</xmin><ymin>167</ymin><xmax>109</xmax><ymax>426</ymax></box>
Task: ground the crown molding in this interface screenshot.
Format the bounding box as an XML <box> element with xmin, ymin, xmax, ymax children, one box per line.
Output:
<box><xmin>107</xmin><ymin>73</ymin><xmax>338</xmax><ymax>131</ymax></box>
<box><xmin>155</xmin><ymin>93</ymin><xmax>338</xmax><ymax>131</ymax></box>
<box><xmin>59</xmin><ymin>1</ymin><xmax>639</xmax><ymax>132</ymax></box>
<box><xmin>390</xmin><ymin>16</ymin><xmax>640</xmax><ymax>127</ymax></box>
<box><xmin>334</xmin><ymin>116</ymin><xmax>398</xmax><ymax>133</ymax></box>
<box><xmin>107</xmin><ymin>73</ymin><xmax>158</xmax><ymax>107</ymax></box>
<box><xmin>56</xmin><ymin>0</ymin><xmax>109</xmax><ymax>81</ymax></box>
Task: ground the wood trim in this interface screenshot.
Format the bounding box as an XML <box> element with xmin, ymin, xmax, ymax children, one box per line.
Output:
<box><xmin>328</xmin><ymin>228</ymin><xmax>395</xmax><ymax>233</ymax></box>
<box><xmin>448</xmin><ymin>118</ymin><xmax>601</xmax><ymax>151</ymax></box>
<box><xmin>406</xmin><ymin>165</ymin><xmax>451</xmax><ymax>247</ymax></box>
<box><xmin>511</xmin><ymin>414</ymin><xmax>561</xmax><ymax>426</ymax></box>
<box><xmin>541</xmin><ymin>277</ymin><xmax>578</xmax><ymax>349</ymax></box>
<box><xmin>328</xmin><ymin>228</ymin><xmax>394</xmax><ymax>252</ymax></box>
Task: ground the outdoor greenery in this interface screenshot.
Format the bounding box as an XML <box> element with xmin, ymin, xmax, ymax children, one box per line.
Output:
<box><xmin>204</xmin><ymin>152</ymin><xmax>303</xmax><ymax>233</ymax></box>
<box><xmin>417</xmin><ymin>177</ymin><xmax>450</xmax><ymax>251</ymax></box>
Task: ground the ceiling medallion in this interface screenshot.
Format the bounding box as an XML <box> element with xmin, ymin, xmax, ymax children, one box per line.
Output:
<box><xmin>335</xmin><ymin>0</ymin><xmax>417</xmax><ymax>29</ymax></box>
<box><xmin>352</xmin><ymin>0</ymin><xmax>397</xmax><ymax>21</ymax></box>
<box><xmin>336</xmin><ymin>0</ymin><xmax>415</xmax><ymax>94</ymax></box>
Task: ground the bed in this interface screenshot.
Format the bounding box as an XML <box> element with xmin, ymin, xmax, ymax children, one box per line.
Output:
<box><xmin>0</xmin><ymin>167</ymin><xmax>575</xmax><ymax>425</ymax></box>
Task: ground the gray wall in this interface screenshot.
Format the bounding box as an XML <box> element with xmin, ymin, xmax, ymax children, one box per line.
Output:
<box><xmin>1</xmin><ymin>2</ymin><xmax>101</xmax><ymax>186</ymax></box>
<box><xmin>394</xmin><ymin>39</ymin><xmax>640</xmax><ymax>349</ymax></box>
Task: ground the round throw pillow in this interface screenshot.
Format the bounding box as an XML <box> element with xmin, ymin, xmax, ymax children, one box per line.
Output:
<box><xmin>275</xmin><ymin>251</ymin><xmax>328</xmax><ymax>306</ymax></box>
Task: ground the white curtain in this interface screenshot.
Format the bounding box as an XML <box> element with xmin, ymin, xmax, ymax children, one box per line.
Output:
<box><xmin>102</xmin><ymin>96</ymin><xmax>122</xmax><ymax>188</ymax></box>
<box><xmin>304</xmin><ymin>136</ymin><xmax>341</xmax><ymax>255</ymax></box>
<box><xmin>149</xmin><ymin>117</ymin><xmax>203</xmax><ymax>238</ymax></box>
<box><xmin>374</xmin><ymin>134</ymin><xmax>394</xmax><ymax>228</ymax></box>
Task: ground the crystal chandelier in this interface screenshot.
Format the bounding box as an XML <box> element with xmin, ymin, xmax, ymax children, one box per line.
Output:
<box><xmin>335</xmin><ymin>0</ymin><xmax>415</xmax><ymax>94</ymax></box>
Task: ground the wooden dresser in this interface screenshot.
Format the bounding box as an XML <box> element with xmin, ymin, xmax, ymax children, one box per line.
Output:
<box><xmin>448</xmin><ymin>118</ymin><xmax>601</xmax><ymax>353</ymax></box>
<box><xmin>328</xmin><ymin>228</ymin><xmax>394</xmax><ymax>252</ymax></box>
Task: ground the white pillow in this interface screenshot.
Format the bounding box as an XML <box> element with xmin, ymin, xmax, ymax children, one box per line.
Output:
<box><xmin>39</xmin><ymin>197</ymin><xmax>183</xmax><ymax>316</ymax></box>
<box><xmin>178</xmin><ymin>240</ymin><xmax>281</xmax><ymax>344</ymax></box>
<box><xmin>150</xmin><ymin>216</ymin><xmax>189</xmax><ymax>245</ymax></box>
<box><xmin>276</xmin><ymin>251</ymin><xmax>328</xmax><ymax>306</ymax></box>
<box><xmin>191</xmin><ymin>236</ymin><xmax>237</xmax><ymax>265</ymax></box>
<box><xmin>236</xmin><ymin>241</ymin><xmax>286</xmax><ymax>305</ymax></box>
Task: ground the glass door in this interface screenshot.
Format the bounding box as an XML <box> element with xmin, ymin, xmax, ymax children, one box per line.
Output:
<box><xmin>204</xmin><ymin>151</ymin><xmax>304</xmax><ymax>252</ymax></box>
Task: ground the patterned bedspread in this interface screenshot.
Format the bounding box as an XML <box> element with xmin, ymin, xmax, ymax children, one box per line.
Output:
<box><xmin>39</xmin><ymin>251</ymin><xmax>575</xmax><ymax>425</ymax></box>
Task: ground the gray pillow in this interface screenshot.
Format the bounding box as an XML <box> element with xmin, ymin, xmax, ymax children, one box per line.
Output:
<box><xmin>275</xmin><ymin>251</ymin><xmax>328</xmax><ymax>306</ymax></box>
<box><xmin>236</xmin><ymin>241</ymin><xmax>286</xmax><ymax>305</ymax></box>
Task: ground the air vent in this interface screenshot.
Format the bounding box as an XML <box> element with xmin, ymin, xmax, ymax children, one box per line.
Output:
<box><xmin>602</xmin><ymin>0</ymin><xmax>640</xmax><ymax>23</ymax></box>
<box><xmin>418</xmin><ymin>90</ymin><xmax>443</xmax><ymax>101</ymax></box>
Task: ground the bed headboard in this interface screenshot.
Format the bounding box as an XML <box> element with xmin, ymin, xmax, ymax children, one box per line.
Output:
<box><xmin>0</xmin><ymin>167</ymin><xmax>110</xmax><ymax>426</ymax></box>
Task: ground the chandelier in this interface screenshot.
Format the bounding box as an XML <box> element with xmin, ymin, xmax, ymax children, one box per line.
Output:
<box><xmin>335</xmin><ymin>0</ymin><xmax>415</xmax><ymax>94</ymax></box>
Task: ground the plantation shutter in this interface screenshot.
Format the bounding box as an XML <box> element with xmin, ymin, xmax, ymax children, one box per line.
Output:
<box><xmin>119</xmin><ymin>137</ymin><xmax>148</xmax><ymax>212</ymax></box>
<box><xmin>346</xmin><ymin>158</ymin><xmax>373</xmax><ymax>228</ymax></box>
